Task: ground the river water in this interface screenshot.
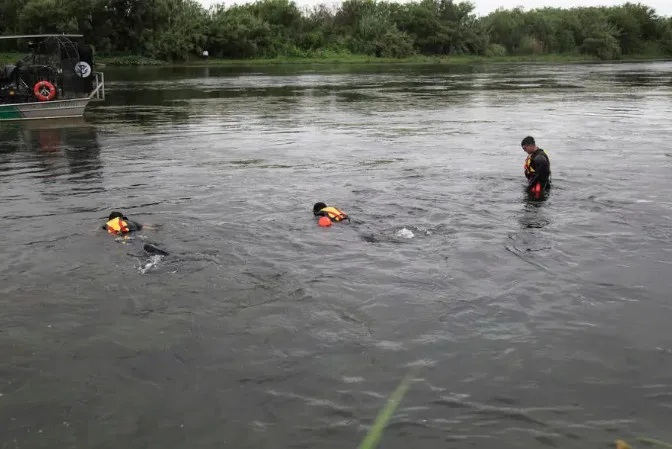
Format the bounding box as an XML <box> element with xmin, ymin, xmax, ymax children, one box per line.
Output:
<box><xmin>1</xmin><ymin>61</ymin><xmax>672</xmax><ymax>449</ymax></box>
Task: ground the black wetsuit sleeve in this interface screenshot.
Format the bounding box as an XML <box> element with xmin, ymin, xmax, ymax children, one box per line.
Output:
<box><xmin>127</xmin><ymin>220</ymin><xmax>143</xmax><ymax>231</ymax></box>
<box><xmin>528</xmin><ymin>154</ymin><xmax>550</xmax><ymax>190</ymax></box>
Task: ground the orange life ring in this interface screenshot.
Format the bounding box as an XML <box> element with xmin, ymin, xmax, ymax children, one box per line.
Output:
<box><xmin>33</xmin><ymin>80</ymin><xmax>56</xmax><ymax>101</ymax></box>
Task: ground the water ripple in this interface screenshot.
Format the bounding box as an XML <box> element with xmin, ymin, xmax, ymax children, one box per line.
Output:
<box><xmin>2</xmin><ymin>62</ymin><xmax>672</xmax><ymax>449</ymax></box>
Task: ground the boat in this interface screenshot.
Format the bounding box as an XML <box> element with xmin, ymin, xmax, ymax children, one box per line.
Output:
<box><xmin>0</xmin><ymin>34</ymin><xmax>105</xmax><ymax>121</ymax></box>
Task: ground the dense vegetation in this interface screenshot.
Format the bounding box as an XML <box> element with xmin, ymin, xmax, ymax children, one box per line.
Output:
<box><xmin>1</xmin><ymin>0</ymin><xmax>671</xmax><ymax>62</ymax></box>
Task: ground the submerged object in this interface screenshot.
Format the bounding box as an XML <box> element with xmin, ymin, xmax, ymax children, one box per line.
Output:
<box><xmin>143</xmin><ymin>243</ymin><xmax>169</xmax><ymax>256</ymax></box>
<box><xmin>532</xmin><ymin>183</ymin><xmax>542</xmax><ymax>198</ymax></box>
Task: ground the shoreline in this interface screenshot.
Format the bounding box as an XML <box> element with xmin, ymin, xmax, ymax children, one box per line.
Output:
<box><xmin>2</xmin><ymin>52</ymin><xmax>671</xmax><ymax>67</ymax></box>
<box><xmin>170</xmin><ymin>55</ymin><xmax>672</xmax><ymax>67</ymax></box>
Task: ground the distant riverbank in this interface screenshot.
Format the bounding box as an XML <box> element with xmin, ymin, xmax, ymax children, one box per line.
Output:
<box><xmin>2</xmin><ymin>52</ymin><xmax>671</xmax><ymax>68</ymax></box>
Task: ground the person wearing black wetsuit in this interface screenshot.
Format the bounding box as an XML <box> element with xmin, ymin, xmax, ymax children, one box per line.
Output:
<box><xmin>313</xmin><ymin>202</ymin><xmax>350</xmax><ymax>223</ymax></box>
<box><xmin>521</xmin><ymin>136</ymin><xmax>551</xmax><ymax>193</ymax></box>
<box><xmin>102</xmin><ymin>211</ymin><xmax>168</xmax><ymax>256</ymax></box>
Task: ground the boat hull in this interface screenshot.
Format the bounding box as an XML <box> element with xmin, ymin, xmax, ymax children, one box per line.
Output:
<box><xmin>0</xmin><ymin>98</ymin><xmax>91</xmax><ymax>121</ymax></box>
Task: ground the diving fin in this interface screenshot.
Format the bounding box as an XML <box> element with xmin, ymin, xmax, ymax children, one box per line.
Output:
<box><xmin>143</xmin><ymin>243</ymin><xmax>169</xmax><ymax>256</ymax></box>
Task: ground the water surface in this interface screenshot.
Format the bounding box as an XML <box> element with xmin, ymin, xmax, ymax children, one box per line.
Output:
<box><xmin>1</xmin><ymin>62</ymin><xmax>672</xmax><ymax>449</ymax></box>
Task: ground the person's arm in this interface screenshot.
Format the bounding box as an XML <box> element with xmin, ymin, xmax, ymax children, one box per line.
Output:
<box><xmin>127</xmin><ymin>220</ymin><xmax>144</xmax><ymax>231</ymax></box>
<box><xmin>527</xmin><ymin>154</ymin><xmax>549</xmax><ymax>190</ymax></box>
<box><xmin>136</xmin><ymin>221</ymin><xmax>155</xmax><ymax>230</ymax></box>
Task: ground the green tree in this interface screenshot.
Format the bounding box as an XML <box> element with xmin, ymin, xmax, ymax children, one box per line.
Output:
<box><xmin>581</xmin><ymin>21</ymin><xmax>622</xmax><ymax>59</ymax></box>
<box><xmin>1</xmin><ymin>0</ymin><xmax>671</xmax><ymax>61</ymax></box>
<box><xmin>150</xmin><ymin>0</ymin><xmax>208</xmax><ymax>60</ymax></box>
<box><xmin>607</xmin><ymin>5</ymin><xmax>646</xmax><ymax>54</ymax></box>
<box><xmin>208</xmin><ymin>5</ymin><xmax>273</xmax><ymax>58</ymax></box>
<box><xmin>0</xmin><ymin>0</ymin><xmax>27</xmax><ymax>51</ymax></box>
<box><xmin>18</xmin><ymin>0</ymin><xmax>78</xmax><ymax>35</ymax></box>
<box><xmin>482</xmin><ymin>8</ymin><xmax>526</xmax><ymax>54</ymax></box>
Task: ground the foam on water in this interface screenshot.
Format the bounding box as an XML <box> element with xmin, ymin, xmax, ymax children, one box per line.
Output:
<box><xmin>138</xmin><ymin>254</ymin><xmax>164</xmax><ymax>274</ymax></box>
<box><xmin>395</xmin><ymin>227</ymin><xmax>415</xmax><ymax>239</ymax></box>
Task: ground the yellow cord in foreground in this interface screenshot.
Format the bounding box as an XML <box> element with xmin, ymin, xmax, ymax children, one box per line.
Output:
<box><xmin>357</xmin><ymin>371</ymin><xmax>415</xmax><ymax>449</ymax></box>
<box><xmin>617</xmin><ymin>438</ymin><xmax>672</xmax><ymax>449</ymax></box>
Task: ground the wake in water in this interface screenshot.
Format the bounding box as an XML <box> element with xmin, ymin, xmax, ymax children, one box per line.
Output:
<box><xmin>360</xmin><ymin>225</ymin><xmax>436</xmax><ymax>243</ymax></box>
<box><xmin>114</xmin><ymin>234</ymin><xmax>170</xmax><ymax>274</ymax></box>
<box><xmin>137</xmin><ymin>243</ymin><xmax>170</xmax><ymax>274</ymax></box>
<box><xmin>138</xmin><ymin>254</ymin><xmax>165</xmax><ymax>274</ymax></box>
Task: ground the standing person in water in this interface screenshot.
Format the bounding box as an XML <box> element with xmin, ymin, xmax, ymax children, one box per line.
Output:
<box><xmin>313</xmin><ymin>202</ymin><xmax>349</xmax><ymax>226</ymax></box>
<box><xmin>521</xmin><ymin>136</ymin><xmax>551</xmax><ymax>196</ymax></box>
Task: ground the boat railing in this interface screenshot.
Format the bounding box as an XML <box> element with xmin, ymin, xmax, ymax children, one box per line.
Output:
<box><xmin>89</xmin><ymin>71</ymin><xmax>105</xmax><ymax>100</ymax></box>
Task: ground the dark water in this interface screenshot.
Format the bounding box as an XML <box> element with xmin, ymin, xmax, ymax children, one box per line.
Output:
<box><xmin>2</xmin><ymin>62</ymin><xmax>672</xmax><ymax>449</ymax></box>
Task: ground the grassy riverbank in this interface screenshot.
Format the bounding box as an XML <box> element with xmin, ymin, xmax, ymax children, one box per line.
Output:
<box><xmin>176</xmin><ymin>53</ymin><xmax>672</xmax><ymax>66</ymax></box>
<box><xmin>1</xmin><ymin>52</ymin><xmax>670</xmax><ymax>67</ymax></box>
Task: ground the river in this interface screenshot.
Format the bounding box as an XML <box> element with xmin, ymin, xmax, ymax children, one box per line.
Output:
<box><xmin>1</xmin><ymin>61</ymin><xmax>672</xmax><ymax>449</ymax></box>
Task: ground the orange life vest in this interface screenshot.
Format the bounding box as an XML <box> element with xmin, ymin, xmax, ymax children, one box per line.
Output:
<box><xmin>318</xmin><ymin>206</ymin><xmax>348</xmax><ymax>222</ymax></box>
<box><xmin>524</xmin><ymin>149</ymin><xmax>550</xmax><ymax>180</ymax></box>
<box><xmin>524</xmin><ymin>154</ymin><xmax>533</xmax><ymax>179</ymax></box>
<box><xmin>106</xmin><ymin>217</ymin><xmax>130</xmax><ymax>234</ymax></box>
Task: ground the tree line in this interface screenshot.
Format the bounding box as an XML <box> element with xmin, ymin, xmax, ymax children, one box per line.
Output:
<box><xmin>1</xmin><ymin>0</ymin><xmax>671</xmax><ymax>61</ymax></box>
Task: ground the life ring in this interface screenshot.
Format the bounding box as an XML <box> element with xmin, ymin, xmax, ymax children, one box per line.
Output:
<box><xmin>33</xmin><ymin>80</ymin><xmax>56</xmax><ymax>101</ymax></box>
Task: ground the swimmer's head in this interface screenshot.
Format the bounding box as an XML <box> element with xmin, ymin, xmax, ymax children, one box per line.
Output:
<box><xmin>108</xmin><ymin>211</ymin><xmax>124</xmax><ymax>220</ymax></box>
<box><xmin>313</xmin><ymin>202</ymin><xmax>327</xmax><ymax>216</ymax></box>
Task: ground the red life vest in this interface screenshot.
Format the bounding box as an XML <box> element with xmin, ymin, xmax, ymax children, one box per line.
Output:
<box><xmin>106</xmin><ymin>217</ymin><xmax>130</xmax><ymax>234</ymax></box>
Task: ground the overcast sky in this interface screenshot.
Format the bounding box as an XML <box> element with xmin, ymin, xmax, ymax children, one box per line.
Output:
<box><xmin>196</xmin><ymin>0</ymin><xmax>672</xmax><ymax>17</ymax></box>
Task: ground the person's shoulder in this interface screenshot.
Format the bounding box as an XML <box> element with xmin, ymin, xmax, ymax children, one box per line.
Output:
<box><xmin>129</xmin><ymin>220</ymin><xmax>143</xmax><ymax>230</ymax></box>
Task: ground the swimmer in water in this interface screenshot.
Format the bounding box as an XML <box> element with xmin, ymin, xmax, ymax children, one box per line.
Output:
<box><xmin>102</xmin><ymin>211</ymin><xmax>147</xmax><ymax>234</ymax></box>
<box><xmin>102</xmin><ymin>211</ymin><xmax>168</xmax><ymax>256</ymax></box>
<box><xmin>313</xmin><ymin>202</ymin><xmax>350</xmax><ymax>223</ymax></box>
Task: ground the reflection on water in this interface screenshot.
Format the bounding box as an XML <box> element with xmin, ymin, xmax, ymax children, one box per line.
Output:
<box><xmin>1</xmin><ymin>118</ymin><xmax>103</xmax><ymax>189</ymax></box>
<box><xmin>37</xmin><ymin>121</ymin><xmax>101</xmax><ymax>178</ymax></box>
<box><xmin>0</xmin><ymin>118</ymin><xmax>103</xmax><ymax>227</ymax></box>
<box><xmin>520</xmin><ymin>199</ymin><xmax>551</xmax><ymax>230</ymax></box>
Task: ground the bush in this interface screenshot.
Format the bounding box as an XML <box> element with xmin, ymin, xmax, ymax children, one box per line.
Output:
<box><xmin>516</xmin><ymin>35</ymin><xmax>544</xmax><ymax>55</ymax></box>
<box><xmin>485</xmin><ymin>43</ymin><xmax>507</xmax><ymax>56</ymax></box>
<box><xmin>305</xmin><ymin>47</ymin><xmax>353</xmax><ymax>58</ymax></box>
<box><xmin>581</xmin><ymin>32</ymin><xmax>621</xmax><ymax>59</ymax></box>
<box><xmin>556</xmin><ymin>30</ymin><xmax>577</xmax><ymax>53</ymax></box>
<box><xmin>101</xmin><ymin>55</ymin><xmax>165</xmax><ymax>65</ymax></box>
<box><xmin>660</xmin><ymin>26</ymin><xmax>672</xmax><ymax>55</ymax></box>
<box><xmin>640</xmin><ymin>40</ymin><xmax>665</xmax><ymax>57</ymax></box>
<box><xmin>374</xmin><ymin>29</ymin><xmax>415</xmax><ymax>58</ymax></box>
